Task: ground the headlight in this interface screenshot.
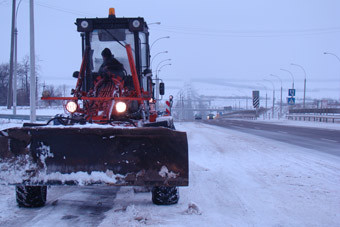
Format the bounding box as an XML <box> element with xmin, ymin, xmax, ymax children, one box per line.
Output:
<box><xmin>116</xmin><ymin>102</ymin><xmax>127</xmax><ymax>113</ymax></box>
<box><xmin>66</xmin><ymin>101</ymin><xmax>77</xmax><ymax>113</ymax></box>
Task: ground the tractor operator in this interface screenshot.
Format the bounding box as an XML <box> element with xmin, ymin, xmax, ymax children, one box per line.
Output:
<box><xmin>98</xmin><ymin>48</ymin><xmax>125</xmax><ymax>78</ymax></box>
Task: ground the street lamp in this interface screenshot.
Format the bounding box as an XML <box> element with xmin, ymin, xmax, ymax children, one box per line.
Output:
<box><xmin>7</xmin><ymin>0</ymin><xmax>23</xmax><ymax>114</ymax></box>
<box><xmin>148</xmin><ymin>22</ymin><xmax>161</xmax><ymax>26</ymax></box>
<box><xmin>29</xmin><ymin>0</ymin><xmax>37</xmax><ymax>122</ymax></box>
<box><xmin>270</xmin><ymin>74</ymin><xmax>283</xmax><ymax>119</ymax></box>
<box><xmin>324</xmin><ymin>52</ymin><xmax>340</xmax><ymax>102</ymax></box>
<box><xmin>291</xmin><ymin>63</ymin><xmax>307</xmax><ymax>108</ymax></box>
<box><xmin>280</xmin><ymin>68</ymin><xmax>295</xmax><ymax>89</ymax></box>
<box><xmin>154</xmin><ymin>59</ymin><xmax>171</xmax><ymax>110</ymax></box>
<box><xmin>13</xmin><ymin>0</ymin><xmax>24</xmax><ymax>115</ymax></box>
<box><xmin>263</xmin><ymin>79</ymin><xmax>275</xmax><ymax>119</ymax></box>
<box><xmin>150</xmin><ymin>36</ymin><xmax>170</xmax><ymax>50</ymax></box>
<box><xmin>324</xmin><ymin>52</ymin><xmax>340</xmax><ymax>62</ymax></box>
<box><xmin>151</xmin><ymin>51</ymin><xmax>168</xmax><ymax>68</ymax></box>
<box><xmin>155</xmin><ymin>58</ymin><xmax>171</xmax><ymax>73</ymax></box>
<box><xmin>157</xmin><ymin>63</ymin><xmax>172</xmax><ymax>77</ymax></box>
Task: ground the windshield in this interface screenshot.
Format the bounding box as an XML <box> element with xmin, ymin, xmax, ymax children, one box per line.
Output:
<box><xmin>90</xmin><ymin>29</ymin><xmax>135</xmax><ymax>75</ymax></box>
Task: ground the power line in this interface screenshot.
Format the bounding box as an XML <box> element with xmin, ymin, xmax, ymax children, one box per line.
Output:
<box><xmin>35</xmin><ymin>1</ymin><xmax>93</xmax><ymax>16</ymax></box>
<box><xmin>15</xmin><ymin>0</ymin><xmax>95</xmax><ymax>17</ymax></box>
<box><xmin>153</xmin><ymin>25</ymin><xmax>340</xmax><ymax>38</ymax></box>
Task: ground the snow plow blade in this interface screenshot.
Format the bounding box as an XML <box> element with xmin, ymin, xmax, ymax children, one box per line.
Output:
<box><xmin>0</xmin><ymin>127</ymin><xmax>188</xmax><ymax>186</ymax></box>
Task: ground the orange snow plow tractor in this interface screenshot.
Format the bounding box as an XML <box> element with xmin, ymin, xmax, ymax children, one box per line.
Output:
<box><xmin>0</xmin><ymin>9</ymin><xmax>188</xmax><ymax>207</ymax></box>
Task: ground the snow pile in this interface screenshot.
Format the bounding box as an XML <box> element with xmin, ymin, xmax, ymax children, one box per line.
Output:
<box><xmin>99</xmin><ymin>188</ymin><xmax>160</xmax><ymax>226</ymax></box>
<box><xmin>158</xmin><ymin>166</ymin><xmax>179</xmax><ymax>179</ymax></box>
<box><xmin>183</xmin><ymin>202</ymin><xmax>202</xmax><ymax>215</ymax></box>
<box><xmin>0</xmin><ymin>154</ymin><xmax>38</xmax><ymax>185</ymax></box>
<box><xmin>34</xmin><ymin>170</ymin><xmax>126</xmax><ymax>185</ymax></box>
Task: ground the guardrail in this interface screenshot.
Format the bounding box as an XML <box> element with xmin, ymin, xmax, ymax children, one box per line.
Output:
<box><xmin>289</xmin><ymin>108</ymin><xmax>340</xmax><ymax>114</ymax></box>
<box><xmin>286</xmin><ymin>114</ymin><xmax>340</xmax><ymax>123</ymax></box>
<box><xmin>0</xmin><ymin>114</ymin><xmax>52</xmax><ymax>121</ymax></box>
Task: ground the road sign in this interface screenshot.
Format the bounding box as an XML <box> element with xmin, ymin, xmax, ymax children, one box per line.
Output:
<box><xmin>287</xmin><ymin>97</ymin><xmax>295</xmax><ymax>105</ymax></box>
<box><xmin>288</xmin><ymin>89</ymin><xmax>295</xmax><ymax>97</ymax></box>
<box><xmin>252</xmin><ymin>90</ymin><xmax>260</xmax><ymax>108</ymax></box>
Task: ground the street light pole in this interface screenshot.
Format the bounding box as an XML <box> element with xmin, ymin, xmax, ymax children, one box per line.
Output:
<box><xmin>156</xmin><ymin>63</ymin><xmax>171</xmax><ymax>107</ymax></box>
<box><xmin>150</xmin><ymin>36</ymin><xmax>170</xmax><ymax>50</ymax></box>
<box><xmin>270</xmin><ymin>74</ymin><xmax>282</xmax><ymax>119</ymax></box>
<box><xmin>280</xmin><ymin>68</ymin><xmax>295</xmax><ymax>89</ymax></box>
<box><xmin>157</xmin><ymin>63</ymin><xmax>172</xmax><ymax>77</ymax></box>
<box><xmin>324</xmin><ymin>52</ymin><xmax>340</xmax><ymax>102</ymax></box>
<box><xmin>291</xmin><ymin>63</ymin><xmax>307</xmax><ymax>108</ymax></box>
<box><xmin>155</xmin><ymin>59</ymin><xmax>171</xmax><ymax>74</ymax></box>
<box><xmin>30</xmin><ymin>0</ymin><xmax>36</xmax><ymax>122</ymax></box>
<box><xmin>7</xmin><ymin>0</ymin><xmax>16</xmax><ymax>109</ymax></box>
<box><xmin>154</xmin><ymin>59</ymin><xmax>171</xmax><ymax>111</ymax></box>
<box><xmin>148</xmin><ymin>22</ymin><xmax>161</xmax><ymax>26</ymax></box>
<box><xmin>256</xmin><ymin>83</ymin><xmax>268</xmax><ymax>119</ymax></box>
<box><xmin>151</xmin><ymin>51</ymin><xmax>168</xmax><ymax>68</ymax></box>
<box><xmin>13</xmin><ymin>0</ymin><xmax>24</xmax><ymax>115</ymax></box>
<box><xmin>264</xmin><ymin>79</ymin><xmax>275</xmax><ymax>119</ymax></box>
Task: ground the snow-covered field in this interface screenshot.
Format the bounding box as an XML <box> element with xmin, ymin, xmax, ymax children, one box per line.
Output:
<box><xmin>245</xmin><ymin>118</ymin><xmax>340</xmax><ymax>131</ymax></box>
<box><xmin>0</xmin><ymin>106</ymin><xmax>64</xmax><ymax>116</ymax></box>
<box><xmin>0</xmin><ymin>122</ymin><xmax>340</xmax><ymax>226</ymax></box>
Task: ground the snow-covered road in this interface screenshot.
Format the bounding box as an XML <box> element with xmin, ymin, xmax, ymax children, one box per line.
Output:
<box><xmin>1</xmin><ymin>122</ymin><xmax>340</xmax><ymax>226</ymax></box>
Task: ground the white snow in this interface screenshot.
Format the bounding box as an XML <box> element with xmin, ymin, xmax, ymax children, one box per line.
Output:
<box><xmin>241</xmin><ymin>118</ymin><xmax>340</xmax><ymax>131</ymax></box>
<box><xmin>36</xmin><ymin>171</ymin><xmax>125</xmax><ymax>186</ymax></box>
<box><xmin>98</xmin><ymin>122</ymin><xmax>340</xmax><ymax>226</ymax></box>
<box><xmin>0</xmin><ymin>106</ymin><xmax>64</xmax><ymax>116</ymax></box>
<box><xmin>158</xmin><ymin>166</ymin><xmax>179</xmax><ymax>179</ymax></box>
<box><xmin>0</xmin><ymin>121</ymin><xmax>340</xmax><ymax>226</ymax></box>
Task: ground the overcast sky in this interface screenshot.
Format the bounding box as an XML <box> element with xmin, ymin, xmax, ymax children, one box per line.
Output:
<box><xmin>1</xmin><ymin>0</ymin><xmax>340</xmax><ymax>100</ymax></box>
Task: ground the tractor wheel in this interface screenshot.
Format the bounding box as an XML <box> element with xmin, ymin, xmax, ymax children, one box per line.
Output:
<box><xmin>152</xmin><ymin>186</ymin><xmax>179</xmax><ymax>205</ymax></box>
<box><xmin>16</xmin><ymin>186</ymin><xmax>47</xmax><ymax>208</ymax></box>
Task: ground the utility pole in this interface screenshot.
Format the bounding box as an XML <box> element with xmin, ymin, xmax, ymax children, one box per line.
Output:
<box><xmin>264</xmin><ymin>79</ymin><xmax>275</xmax><ymax>120</ymax></box>
<box><xmin>7</xmin><ymin>0</ymin><xmax>16</xmax><ymax>109</ymax></box>
<box><xmin>270</xmin><ymin>74</ymin><xmax>282</xmax><ymax>119</ymax></box>
<box><xmin>303</xmin><ymin>78</ymin><xmax>306</xmax><ymax>108</ymax></box>
<box><xmin>272</xmin><ymin>89</ymin><xmax>275</xmax><ymax>119</ymax></box>
<box><xmin>265</xmin><ymin>92</ymin><xmax>268</xmax><ymax>119</ymax></box>
<box><xmin>30</xmin><ymin>0</ymin><xmax>36</xmax><ymax>122</ymax></box>
<box><xmin>13</xmin><ymin>27</ymin><xmax>17</xmax><ymax>114</ymax></box>
<box><xmin>291</xmin><ymin>63</ymin><xmax>307</xmax><ymax>108</ymax></box>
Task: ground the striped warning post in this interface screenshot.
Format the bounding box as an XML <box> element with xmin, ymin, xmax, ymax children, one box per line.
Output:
<box><xmin>165</xmin><ymin>100</ymin><xmax>171</xmax><ymax>115</ymax></box>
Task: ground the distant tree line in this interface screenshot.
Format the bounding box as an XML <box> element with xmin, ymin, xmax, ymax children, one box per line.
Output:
<box><xmin>0</xmin><ymin>56</ymin><xmax>35</xmax><ymax>106</ymax></box>
<box><xmin>0</xmin><ymin>56</ymin><xmax>67</xmax><ymax>107</ymax></box>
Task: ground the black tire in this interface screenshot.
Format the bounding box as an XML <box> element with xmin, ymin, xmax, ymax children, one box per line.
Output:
<box><xmin>152</xmin><ymin>186</ymin><xmax>179</xmax><ymax>205</ymax></box>
<box><xmin>16</xmin><ymin>186</ymin><xmax>47</xmax><ymax>208</ymax></box>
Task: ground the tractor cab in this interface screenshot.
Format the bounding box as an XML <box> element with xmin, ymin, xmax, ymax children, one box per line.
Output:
<box><xmin>75</xmin><ymin>9</ymin><xmax>151</xmax><ymax>93</ymax></box>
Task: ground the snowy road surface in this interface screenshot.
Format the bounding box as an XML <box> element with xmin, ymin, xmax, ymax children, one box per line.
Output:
<box><xmin>204</xmin><ymin>118</ymin><xmax>340</xmax><ymax>156</ymax></box>
<box><xmin>1</xmin><ymin>122</ymin><xmax>340</xmax><ymax>226</ymax></box>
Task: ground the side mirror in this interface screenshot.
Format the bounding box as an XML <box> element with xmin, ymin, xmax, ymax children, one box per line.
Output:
<box><xmin>73</xmin><ymin>71</ymin><xmax>79</xmax><ymax>78</ymax></box>
<box><xmin>159</xmin><ymin>82</ymin><xmax>165</xmax><ymax>96</ymax></box>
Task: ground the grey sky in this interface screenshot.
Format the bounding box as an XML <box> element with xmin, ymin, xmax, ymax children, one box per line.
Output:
<box><xmin>1</xmin><ymin>0</ymin><xmax>340</xmax><ymax>99</ymax></box>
